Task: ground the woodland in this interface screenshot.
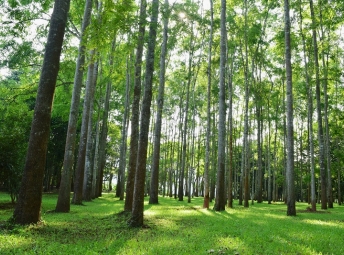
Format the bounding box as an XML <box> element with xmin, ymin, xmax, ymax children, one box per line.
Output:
<box><xmin>0</xmin><ymin>0</ymin><xmax>344</xmax><ymax>229</ymax></box>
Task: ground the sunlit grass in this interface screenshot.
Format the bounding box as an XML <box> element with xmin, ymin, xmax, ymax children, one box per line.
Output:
<box><xmin>1</xmin><ymin>192</ymin><xmax>344</xmax><ymax>254</ymax></box>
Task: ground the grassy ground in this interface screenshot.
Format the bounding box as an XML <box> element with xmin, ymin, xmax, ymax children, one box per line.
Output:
<box><xmin>0</xmin><ymin>192</ymin><xmax>343</xmax><ymax>255</ymax></box>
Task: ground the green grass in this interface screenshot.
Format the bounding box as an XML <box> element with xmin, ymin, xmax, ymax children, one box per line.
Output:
<box><xmin>1</xmin><ymin>192</ymin><xmax>344</xmax><ymax>255</ymax></box>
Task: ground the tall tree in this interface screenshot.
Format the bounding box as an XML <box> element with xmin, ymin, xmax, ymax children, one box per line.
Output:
<box><xmin>124</xmin><ymin>0</ymin><xmax>147</xmax><ymax>212</ymax></box>
<box><xmin>284</xmin><ymin>0</ymin><xmax>296</xmax><ymax>216</ymax></box>
<box><xmin>117</xmin><ymin>57</ymin><xmax>131</xmax><ymax>200</ymax></box>
<box><xmin>83</xmin><ymin>52</ymin><xmax>98</xmax><ymax>201</ymax></box>
<box><xmin>56</xmin><ymin>0</ymin><xmax>93</xmax><ymax>212</ymax></box>
<box><xmin>298</xmin><ymin>1</ymin><xmax>316</xmax><ymax>211</ymax></box>
<box><xmin>149</xmin><ymin>0</ymin><xmax>169</xmax><ymax>205</ymax></box>
<box><xmin>309</xmin><ymin>0</ymin><xmax>327</xmax><ymax>210</ymax></box>
<box><xmin>178</xmin><ymin>12</ymin><xmax>195</xmax><ymax>202</ymax></box>
<box><xmin>242</xmin><ymin>0</ymin><xmax>250</xmax><ymax>208</ymax></box>
<box><xmin>214</xmin><ymin>0</ymin><xmax>227</xmax><ymax>211</ymax></box>
<box><xmin>72</xmin><ymin>50</ymin><xmax>97</xmax><ymax>205</ymax></box>
<box><xmin>13</xmin><ymin>0</ymin><xmax>71</xmax><ymax>224</ymax></box>
<box><xmin>129</xmin><ymin>0</ymin><xmax>159</xmax><ymax>227</ymax></box>
<box><xmin>203</xmin><ymin>0</ymin><xmax>213</xmax><ymax>210</ymax></box>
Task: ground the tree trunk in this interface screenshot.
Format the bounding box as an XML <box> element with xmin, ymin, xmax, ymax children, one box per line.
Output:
<box><xmin>55</xmin><ymin>0</ymin><xmax>92</xmax><ymax>213</ymax></box>
<box><xmin>149</xmin><ymin>0</ymin><xmax>169</xmax><ymax>204</ymax></box>
<box><xmin>214</xmin><ymin>0</ymin><xmax>226</xmax><ymax>211</ymax></box>
<box><xmin>91</xmin><ymin>102</ymin><xmax>101</xmax><ymax>199</ymax></box>
<box><xmin>83</xmin><ymin>55</ymin><xmax>98</xmax><ymax>201</ymax></box>
<box><xmin>284</xmin><ymin>0</ymin><xmax>296</xmax><ymax>216</ymax></box>
<box><xmin>129</xmin><ymin>0</ymin><xmax>159</xmax><ymax>227</ymax></box>
<box><xmin>13</xmin><ymin>0</ymin><xmax>70</xmax><ymax>224</ymax></box>
<box><xmin>309</xmin><ymin>0</ymin><xmax>327</xmax><ymax>210</ymax></box>
<box><xmin>203</xmin><ymin>0</ymin><xmax>213</xmax><ymax>210</ymax></box>
<box><xmin>124</xmin><ymin>0</ymin><xmax>147</xmax><ymax>212</ymax></box>
<box><xmin>178</xmin><ymin>22</ymin><xmax>195</xmax><ymax>202</ymax></box>
<box><xmin>72</xmin><ymin>50</ymin><xmax>97</xmax><ymax>205</ymax></box>
<box><xmin>118</xmin><ymin>58</ymin><xmax>131</xmax><ymax>200</ymax></box>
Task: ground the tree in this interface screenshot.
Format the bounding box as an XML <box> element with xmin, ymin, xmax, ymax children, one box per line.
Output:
<box><xmin>117</xmin><ymin>58</ymin><xmax>130</xmax><ymax>200</ymax></box>
<box><xmin>203</xmin><ymin>0</ymin><xmax>213</xmax><ymax>210</ymax></box>
<box><xmin>297</xmin><ymin>1</ymin><xmax>316</xmax><ymax>211</ymax></box>
<box><xmin>284</xmin><ymin>0</ymin><xmax>296</xmax><ymax>216</ymax></box>
<box><xmin>124</xmin><ymin>0</ymin><xmax>147</xmax><ymax>212</ymax></box>
<box><xmin>72</xmin><ymin>50</ymin><xmax>97</xmax><ymax>205</ymax></box>
<box><xmin>309</xmin><ymin>0</ymin><xmax>327</xmax><ymax>210</ymax></box>
<box><xmin>13</xmin><ymin>0</ymin><xmax>71</xmax><ymax>224</ymax></box>
<box><xmin>214</xmin><ymin>0</ymin><xmax>226</xmax><ymax>211</ymax></box>
<box><xmin>149</xmin><ymin>0</ymin><xmax>169</xmax><ymax>205</ymax></box>
<box><xmin>56</xmin><ymin>0</ymin><xmax>93</xmax><ymax>212</ymax></box>
<box><xmin>129</xmin><ymin>0</ymin><xmax>159</xmax><ymax>227</ymax></box>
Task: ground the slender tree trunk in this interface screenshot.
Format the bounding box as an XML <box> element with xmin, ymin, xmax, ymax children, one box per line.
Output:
<box><xmin>56</xmin><ymin>0</ymin><xmax>92</xmax><ymax>213</ymax></box>
<box><xmin>83</xmin><ymin>54</ymin><xmax>98</xmax><ymax>201</ymax></box>
<box><xmin>309</xmin><ymin>0</ymin><xmax>327</xmax><ymax>210</ymax></box>
<box><xmin>242</xmin><ymin>0</ymin><xmax>250</xmax><ymax>208</ymax></box>
<box><xmin>13</xmin><ymin>0</ymin><xmax>71</xmax><ymax>224</ymax></box>
<box><xmin>96</xmin><ymin>79</ymin><xmax>111</xmax><ymax>197</ymax></box>
<box><xmin>298</xmin><ymin>1</ymin><xmax>316</xmax><ymax>210</ymax></box>
<box><xmin>91</xmin><ymin>101</ymin><xmax>101</xmax><ymax>199</ymax></box>
<box><xmin>227</xmin><ymin>55</ymin><xmax>234</xmax><ymax>208</ymax></box>
<box><xmin>256</xmin><ymin>105</ymin><xmax>263</xmax><ymax>203</ymax></box>
<box><xmin>214</xmin><ymin>0</ymin><xmax>227</xmax><ymax>211</ymax></box>
<box><xmin>284</xmin><ymin>0</ymin><xmax>296</xmax><ymax>216</ymax></box>
<box><xmin>149</xmin><ymin>0</ymin><xmax>169</xmax><ymax>204</ymax></box>
<box><xmin>72</xmin><ymin>50</ymin><xmax>97</xmax><ymax>205</ymax></box>
<box><xmin>129</xmin><ymin>0</ymin><xmax>159</xmax><ymax>227</ymax></box>
<box><xmin>124</xmin><ymin>0</ymin><xmax>147</xmax><ymax>212</ymax></box>
<box><xmin>318</xmin><ymin>3</ymin><xmax>333</xmax><ymax>209</ymax></box>
<box><xmin>117</xmin><ymin>59</ymin><xmax>131</xmax><ymax>200</ymax></box>
<box><xmin>203</xmin><ymin>0</ymin><xmax>213</xmax><ymax>209</ymax></box>
<box><xmin>178</xmin><ymin>23</ymin><xmax>195</xmax><ymax>202</ymax></box>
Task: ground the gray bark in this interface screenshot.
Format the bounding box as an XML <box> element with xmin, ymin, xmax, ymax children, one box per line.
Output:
<box><xmin>149</xmin><ymin>0</ymin><xmax>169</xmax><ymax>204</ymax></box>
<box><xmin>214</xmin><ymin>0</ymin><xmax>226</xmax><ymax>211</ymax></box>
<box><xmin>72</xmin><ymin>49</ymin><xmax>97</xmax><ymax>205</ymax></box>
<box><xmin>309</xmin><ymin>0</ymin><xmax>327</xmax><ymax>210</ymax></box>
<box><xmin>203</xmin><ymin>0</ymin><xmax>213</xmax><ymax>209</ymax></box>
<box><xmin>83</xmin><ymin>54</ymin><xmax>98</xmax><ymax>201</ymax></box>
<box><xmin>129</xmin><ymin>0</ymin><xmax>159</xmax><ymax>227</ymax></box>
<box><xmin>284</xmin><ymin>0</ymin><xmax>296</xmax><ymax>216</ymax></box>
<box><xmin>56</xmin><ymin>0</ymin><xmax>93</xmax><ymax>212</ymax></box>
<box><xmin>124</xmin><ymin>0</ymin><xmax>147</xmax><ymax>212</ymax></box>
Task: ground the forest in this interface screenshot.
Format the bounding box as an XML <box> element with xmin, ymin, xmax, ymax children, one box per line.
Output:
<box><xmin>0</xmin><ymin>0</ymin><xmax>344</xmax><ymax>228</ymax></box>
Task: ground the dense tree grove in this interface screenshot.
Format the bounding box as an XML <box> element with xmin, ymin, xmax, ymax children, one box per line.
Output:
<box><xmin>1</xmin><ymin>0</ymin><xmax>344</xmax><ymax>225</ymax></box>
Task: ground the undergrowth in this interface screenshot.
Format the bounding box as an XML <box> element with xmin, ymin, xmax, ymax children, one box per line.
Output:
<box><xmin>0</xmin><ymin>192</ymin><xmax>343</xmax><ymax>254</ymax></box>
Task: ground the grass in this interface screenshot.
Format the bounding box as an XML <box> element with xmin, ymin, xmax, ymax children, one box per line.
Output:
<box><xmin>1</xmin><ymin>192</ymin><xmax>344</xmax><ymax>255</ymax></box>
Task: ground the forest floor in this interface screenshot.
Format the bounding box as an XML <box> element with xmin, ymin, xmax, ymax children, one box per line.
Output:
<box><xmin>0</xmin><ymin>192</ymin><xmax>343</xmax><ymax>254</ymax></box>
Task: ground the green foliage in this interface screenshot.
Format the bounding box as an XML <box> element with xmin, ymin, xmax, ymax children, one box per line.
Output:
<box><xmin>0</xmin><ymin>75</ymin><xmax>33</xmax><ymax>201</ymax></box>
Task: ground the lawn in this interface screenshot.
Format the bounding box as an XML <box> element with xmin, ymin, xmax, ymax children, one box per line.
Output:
<box><xmin>0</xmin><ymin>192</ymin><xmax>343</xmax><ymax>254</ymax></box>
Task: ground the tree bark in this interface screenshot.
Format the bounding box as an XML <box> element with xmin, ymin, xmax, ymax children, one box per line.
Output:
<box><xmin>214</xmin><ymin>0</ymin><xmax>226</xmax><ymax>211</ymax></box>
<box><xmin>149</xmin><ymin>0</ymin><xmax>169</xmax><ymax>204</ymax></box>
<box><xmin>309</xmin><ymin>0</ymin><xmax>327</xmax><ymax>210</ymax></box>
<box><xmin>118</xmin><ymin>58</ymin><xmax>131</xmax><ymax>200</ymax></box>
<box><xmin>72</xmin><ymin>51</ymin><xmax>97</xmax><ymax>205</ymax></box>
<box><xmin>203</xmin><ymin>0</ymin><xmax>213</xmax><ymax>210</ymax></box>
<box><xmin>13</xmin><ymin>0</ymin><xmax>71</xmax><ymax>224</ymax></box>
<box><xmin>56</xmin><ymin>0</ymin><xmax>93</xmax><ymax>212</ymax></box>
<box><xmin>129</xmin><ymin>0</ymin><xmax>159</xmax><ymax>227</ymax></box>
<box><xmin>83</xmin><ymin>56</ymin><xmax>98</xmax><ymax>201</ymax></box>
<box><xmin>124</xmin><ymin>0</ymin><xmax>147</xmax><ymax>212</ymax></box>
<box><xmin>298</xmin><ymin>2</ymin><xmax>316</xmax><ymax>210</ymax></box>
<box><xmin>284</xmin><ymin>0</ymin><xmax>296</xmax><ymax>216</ymax></box>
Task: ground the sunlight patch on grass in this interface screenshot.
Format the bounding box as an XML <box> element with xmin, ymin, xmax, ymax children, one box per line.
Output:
<box><xmin>303</xmin><ymin>219</ymin><xmax>344</xmax><ymax>228</ymax></box>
